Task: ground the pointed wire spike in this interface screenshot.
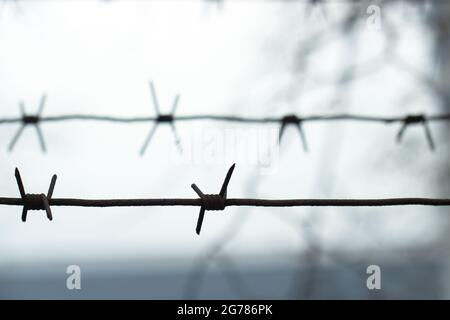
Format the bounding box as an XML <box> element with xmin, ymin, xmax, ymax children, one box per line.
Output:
<box><xmin>41</xmin><ymin>194</ymin><xmax>53</xmax><ymax>221</ymax></box>
<box><xmin>37</xmin><ymin>94</ymin><xmax>47</xmax><ymax>115</ymax></box>
<box><xmin>219</xmin><ymin>163</ymin><xmax>235</xmax><ymax>198</ymax></box>
<box><xmin>195</xmin><ymin>207</ymin><xmax>206</xmax><ymax>235</ymax></box>
<box><xmin>191</xmin><ymin>184</ymin><xmax>206</xmax><ymax>235</ymax></box>
<box><xmin>149</xmin><ymin>81</ymin><xmax>160</xmax><ymax>115</ymax></box>
<box><xmin>21</xmin><ymin>206</ymin><xmax>28</xmax><ymax>222</ymax></box>
<box><xmin>35</xmin><ymin>125</ymin><xmax>47</xmax><ymax>153</ymax></box>
<box><xmin>278</xmin><ymin>122</ymin><xmax>288</xmax><ymax>144</ymax></box>
<box><xmin>15</xmin><ymin>168</ymin><xmax>26</xmax><ymax>199</ymax></box>
<box><xmin>396</xmin><ymin>122</ymin><xmax>408</xmax><ymax>143</ymax></box>
<box><xmin>8</xmin><ymin>125</ymin><xmax>25</xmax><ymax>152</ymax></box>
<box><xmin>171</xmin><ymin>94</ymin><xmax>180</xmax><ymax>114</ymax></box>
<box><xmin>422</xmin><ymin>121</ymin><xmax>436</xmax><ymax>151</ymax></box>
<box><xmin>297</xmin><ymin>123</ymin><xmax>309</xmax><ymax>153</ymax></box>
<box><xmin>47</xmin><ymin>174</ymin><xmax>57</xmax><ymax>199</ymax></box>
<box><xmin>191</xmin><ymin>183</ymin><xmax>205</xmax><ymax>198</ymax></box>
<box><xmin>139</xmin><ymin>123</ymin><xmax>158</xmax><ymax>156</ymax></box>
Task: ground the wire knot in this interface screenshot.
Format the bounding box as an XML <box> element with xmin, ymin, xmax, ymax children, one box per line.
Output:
<box><xmin>198</xmin><ymin>194</ymin><xmax>226</xmax><ymax>211</ymax></box>
<box><xmin>157</xmin><ymin>114</ymin><xmax>174</xmax><ymax>123</ymax></box>
<box><xmin>23</xmin><ymin>193</ymin><xmax>48</xmax><ymax>211</ymax></box>
<box><xmin>15</xmin><ymin>168</ymin><xmax>57</xmax><ymax>222</ymax></box>
<box><xmin>191</xmin><ymin>164</ymin><xmax>236</xmax><ymax>235</ymax></box>
<box><xmin>281</xmin><ymin>114</ymin><xmax>301</xmax><ymax>124</ymax></box>
<box><xmin>403</xmin><ymin>114</ymin><xmax>426</xmax><ymax>124</ymax></box>
<box><xmin>22</xmin><ymin>115</ymin><xmax>40</xmax><ymax>125</ymax></box>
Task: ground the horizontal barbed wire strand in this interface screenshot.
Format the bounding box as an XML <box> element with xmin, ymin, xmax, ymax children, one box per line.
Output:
<box><xmin>4</xmin><ymin>164</ymin><xmax>450</xmax><ymax>209</ymax></box>
<box><xmin>5</xmin><ymin>164</ymin><xmax>450</xmax><ymax>235</ymax></box>
<box><xmin>3</xmin><ymin>90</ymin><xmax>448</xmax><ymax>153</ymax></box>
<box><xmin>1</xmin><ymin>197</ymin><xmax>450</xmax><ymax>207</ymax></box>
<box><xmin>1</xmin><ymin>113</ymin><xmax>449</xmax><ymax>125</ymax></box>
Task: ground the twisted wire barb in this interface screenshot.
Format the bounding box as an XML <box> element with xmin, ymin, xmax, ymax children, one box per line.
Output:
<box><xmin>1</xmin><ymin>165</ymin><xmax>449</xmax><ymax>234</ymax></box>
<box><xmin>14</xmin><ymin>168</ymin><xmax>57</xmax><ymax>222</ymax></box>
<box><xmin>8</xmin><ymin>94</ymin><xmax>48</xmax><ymax>153</ymax></box>
<box><xmin>140</xmin><ymin>82</ymin><xmax>182</xmax><ymax>155</ymax></box>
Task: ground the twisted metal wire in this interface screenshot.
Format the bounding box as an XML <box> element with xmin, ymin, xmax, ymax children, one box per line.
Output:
<box><xmin>1</xmin><ymin>165</ymin><xmax>449</xmax><ymax>237</ymax></box>
<box><xmin>2</xmin><ymin>88</ymin><xmax>449</xmax><ymax>153</ymax></box>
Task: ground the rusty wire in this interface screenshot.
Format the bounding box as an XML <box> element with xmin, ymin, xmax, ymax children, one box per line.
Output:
<box><xmin>1</xmin><ymin>165</ymin><xmax>449</xmax><ymax>235</ymax></box>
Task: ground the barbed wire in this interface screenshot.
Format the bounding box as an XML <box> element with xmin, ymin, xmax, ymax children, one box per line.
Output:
<box><xmin>1</xmin><ymin>165</ymin><xmax>449</xmax><ymax>235</ymax></box>
<box><xmin>1</xmin><ymin>0</ymin><xmax>449</xmax><ymax>300</ymax></box>
<box><xmin>1</xmin><ymin>83</ymin><xmax>449</xmax><ymax>154</ymax></box>
<box><xmin>177</xmin><ymin>3</ymin><xmax>450</xmax><ymax>299</ymax></box>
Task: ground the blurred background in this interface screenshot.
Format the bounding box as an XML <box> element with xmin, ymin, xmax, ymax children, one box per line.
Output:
<box><xmin>0</xmin><ymin>0</ymin><xmax>449</xmax><ymax>299</ymax></box>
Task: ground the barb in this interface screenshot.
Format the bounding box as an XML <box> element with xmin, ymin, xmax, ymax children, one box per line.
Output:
<box><xmin>1</xmin><ymin>165</ymin><xmax>449</xmax><ymax>233</ymax></box>
<box><xmin>140</xmin><ymin>81</ymin><xmax>182</xmax><ymax>155</ymax></box>
<box><xmin>279</xmin><ymin>115</ymin><xmax>308</xmax><ymax>152</ymax></box>
<box><xmin>191</xmin><ymin>163</ymin><xmax>235</xmax><ymax>235</ymax></box>
<box><xmin>8</xmin><ymin>94</ymin><xmax>48</xmax><ymax>153</ymax></box>
<box><xmin>14</xmin><ymin>167</ymin><xmax>57</xmax><ymax>222</ymax></box>
<box><xmin>396</xmin><ymin>114</ymin><xmax>436</xmax><ymax>151</ymax></box>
